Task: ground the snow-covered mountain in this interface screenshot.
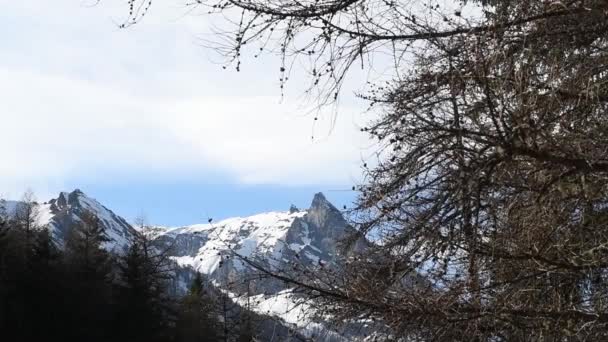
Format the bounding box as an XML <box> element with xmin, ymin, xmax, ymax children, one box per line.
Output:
<box><xmin>1</xmin><ymin>189</ymin><xmax>135</xmax><ymax>252</ymax></box>
<box><xmin>151</xmin><ymin>192</ymin><xmax>365</xmax><ymax>293</ymax></box>
<box><xmin>148</xmin><ymin>192</ymin><xmax>366</xmax><ymax>340</ymax></box>
<box><xmin>2</xmin><ymin>189</ymin><xmax>364</xmax><ymax>340</ymax></box>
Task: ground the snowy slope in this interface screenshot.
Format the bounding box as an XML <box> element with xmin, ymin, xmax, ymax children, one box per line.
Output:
<box><xmin>51</xmin><ymin>190</ymin><xmax>134</xmax><ymax>251</ymax></box>
<box><xmin>150</xmin><ymin>193</ymin><xmax>360</xmax><ymax>286</ymax></box>
<box><xmin>160</xmin><ymin>210</ymin><xmax>307</xmax><ymax>275</ymax></box>
<box><xmin>147</xmin><ymin>193</ymin><xmax>367</xmax><ymax>339</ymax></box>
<box><xmin>1</xmin><ymin>189</ymin><xmax>137</xmax><ymax>252</ymax></box>
<box><xmin>1</xmin><ymin>200</ymin><xmax>54</xmax><ymax>227</ymax></box>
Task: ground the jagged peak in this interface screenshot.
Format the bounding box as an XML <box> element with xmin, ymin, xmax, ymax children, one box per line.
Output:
<box><xmin>68</xmin><ymin>189</ymin><xmax>85</xmax><ymax>206</ymax></box>
<box><xmin>304</xmin><ymin>192</ymin><xmax>347</xmax><ymax>234</ymax></box>
<box><xmin>51</xmin><ymin>189</ymin><xmax>113</xmax><ymax>218</ymax></box>
<box><xmin>309</xmin><ymin>192</ymin><xmax>337</xmax><ymax>212</ymax></box>
<box><xmin>52</xmin><ymin>189</ymin><xmax>87</xmax><ymax>209</ymax></box>
<box><xmin>54</xmin><ymin>192</ymin><xmax>68</xmax><ymax>208</ymax></box>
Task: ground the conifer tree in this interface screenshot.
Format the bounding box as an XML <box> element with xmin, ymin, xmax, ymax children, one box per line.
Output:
<box><xmin>0</xmin><ymin>208</ymin><xmax>11</xmax><ymax>335</ymax></box>
<box><xmin>115</xmin><ymin>229</ymin><xmax>174</xmax><ymax>342</ymax></box>
<box><xmin>23</xmin><ymin>228</ymin><xmax>64</xmax><ymax>340</ymax></box>
<box><xmin>63</xmin><ymin>210</ymin><xmax>114</xmax><ymax>342</ymax></box>
<box><xmin>177</xmin><ymin>272</ymin><xmax>221</xmax><ymax>342</ymax></box>
<box><xmin>0</xmin><ymin>192</ymin><xmax>45</xmax><ymax>338</ymax></box>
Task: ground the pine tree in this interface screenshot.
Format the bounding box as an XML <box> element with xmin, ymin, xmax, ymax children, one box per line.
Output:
<box><xmin>63</xmin><ymin>210</ymin><xmax>114</xmax><ymax>342</ymax></box>
<box><xmin>23</xmin><ymin>228</ymin><xmax>64</xmax><ymax>340</ymax></box>
<box><xmin>115</xmin><ymin>231</ymin><xmax>174</xmax><ymax>342</ymax></box>
<box><xmin>0</xmin><ymin>199</ymin><xmax>66</xmax><ymax>341</ymax></box>
<box><xmin>0</xmin><ymin>192</ymin><xmax>45</xmax><ymax>338</ymax></box>
<box><xmin>177</xmin><ymin>272</ymin><xmax>220</xmax><ymax>342</ymax></box>
<box><xmin>0</xmin><ymin>211</ymin><xmax>13</xmax><ymax>336</ymax></box>
<box><xmin>189</xmin><ymin>272</ymin><xmax>205</xmax><ymax>295</ymax></box>
<box><xmin>237</xmin><ymin>314</ymin><xmax>254</xmax><ymax>342</ymax></box>
<box><xmin>0</xmin><ymin>206</ymin><xmax>10</xmax><ymax>274</ymax></box>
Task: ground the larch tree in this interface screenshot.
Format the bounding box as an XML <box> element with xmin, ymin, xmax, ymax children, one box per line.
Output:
<box><xmin>111</xmin><ymin>0</ymin><xmax>608</xmax><ymax>340</ymax></box>
<box><xmin>63</xmin><ymin>210</ymin><xmax>114</xmax><ymax>342</ymax></box>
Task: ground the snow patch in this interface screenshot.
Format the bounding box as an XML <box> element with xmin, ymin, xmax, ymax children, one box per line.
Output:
<box><xmin>158</xmin><ymin>210</ymin><xmax>307</xmax><ymax>275</ymax></box>
<box><xmin>232</xmin><ymin>289</ymin><xmax>313</xmax><ymax>327</ymax></box>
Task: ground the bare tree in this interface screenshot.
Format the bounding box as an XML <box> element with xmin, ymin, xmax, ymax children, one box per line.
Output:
<box><xmin>111</xmin><ymin>0</ymin><xmax>608</xmax><ymax>340</ymax></box>
<box><xmin>14</xmin><ymin>190</ymin><xmax>41</xmax><ymax>249</ymax></box>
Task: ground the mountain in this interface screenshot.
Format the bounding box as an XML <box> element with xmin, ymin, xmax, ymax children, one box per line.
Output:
<box><xmin>1</xmin><ymin>190</ymin><xmax>364</xmax><ymax>340</ymax></box>
<box><xmin>1</xmin><ymin>189</ymin><xmax>136</xmax><ymax>252</ymax></box>
<box><xmin>151</xmin><ymin>192</ymin><xmax>365</xmax><ymax>293</ymax></box>
<box><xmin>147</xmin><ymin>192</ymin><xmax>368</xmax><ymax>340</ymax></box>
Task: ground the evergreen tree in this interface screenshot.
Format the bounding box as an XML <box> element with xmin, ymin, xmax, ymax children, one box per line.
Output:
<box><xmin>177</xmin><ymin>272</ymin><xmax>221</xmax><ymax>342</ymax></box>
<box><xmin>237</xmin><ymin>314</ymin><xmax>254</xmax><ymax>342</ymax></box>
<box><xmin>0</xmin><ymin>195</ymin><xmax>66</xmax><ymax>341</ymax></box>
<box><xmin>190</xmin><ymin>272</ymin><xmax>205</xmax><ymax>294</ymax></box>
<box><xmin>115</xmin><ymin>231</ymin><xmax>174</xmax><ymax>342</ymax></box>
<box><xmin>0</xmin><ymin>193</ymin><xmax>235</xmax><ymax>342</ymax></box>
<box><xmin>23</xmin><ymin>228</ymin><xmax>64</xmax><ymax>340</ymax></box>
<box><xmin>0</xmin><ymin>193</ymin><xmax>44</xmax><ymax>338</ymax></box>
<box><xmin>0</xmin><ymin>205</ymin><xmax>10</xmax><ymax>275</ymax></box>
<box><xmin>0</xmin><ymin>211</ymin><xmax>13</xmax><ymax>336</ymax></box>
<box><xmin>63</xmin><ymin>210</ymin><xmax>114</xmax><ymax>342</ymax></box>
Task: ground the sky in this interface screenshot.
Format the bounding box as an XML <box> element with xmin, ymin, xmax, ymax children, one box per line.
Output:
<box><xmin>0</xmin><ymin>1</ymin><xmax>376</xmax><ymax>226</ymax></box>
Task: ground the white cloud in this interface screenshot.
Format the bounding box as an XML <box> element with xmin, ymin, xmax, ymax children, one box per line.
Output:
<box><xmin>171</xmin><ymin>97</ymin><xmax>371</xmax><ymax>184</ymax></box>
<box><xmin>0</xmin><ymin>0</ymin><xmax>374</xmax><ymax>197</ymax></box>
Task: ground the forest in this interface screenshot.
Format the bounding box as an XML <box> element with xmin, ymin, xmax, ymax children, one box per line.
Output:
<box><xmin>0</xmin><ymin>199</ymin><xmax>231</xmax><ymax>342</ymax></box>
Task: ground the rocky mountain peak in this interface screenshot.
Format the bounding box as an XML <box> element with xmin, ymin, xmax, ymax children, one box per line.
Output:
<box><xmin>67</xmin><ymin>189</ymin><xmax>86</xmax><ymax>206</ymax></box>
<box><xmin>53</xmin><ymin>192</ymin><xmax>68</xmax><ymax>208</ymax></box>
<box><xmin>44</xmin><ymin>189</ymin><xmax>136</xmax><ymax>251</ymax></box>
<box><xmin>310</xmin><ymin>192</ymin><xmax>331</xmax><ymax>209</ymax></box>
<box><xmin>306</xmin><ymin>192</ymin><xmax>346</xmax><ymax>231</ymax></box>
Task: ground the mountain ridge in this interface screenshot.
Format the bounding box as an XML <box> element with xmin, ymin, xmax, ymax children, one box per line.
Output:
<box><xmin>1</xmin><ymin>189</ymin><xmax>362</xmax><ymax>341</ymax></box>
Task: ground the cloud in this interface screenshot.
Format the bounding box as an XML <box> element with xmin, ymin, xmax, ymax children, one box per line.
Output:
<box><xmin>0</xmin><ymin>1</ymin><xmax>374</xmax><ymax>198</ymax></box>
<box><xmin>171</xmin><ymin>97</ymin><xmax>372</xmax><ymax>185</ymax></box>
<box><xmin>0</xmin><ymin>67</ymin><xmax>372</xmax><ymax>197</ymax></box>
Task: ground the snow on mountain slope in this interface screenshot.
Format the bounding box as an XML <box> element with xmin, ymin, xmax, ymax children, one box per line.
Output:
<box><xmin>1</xmin><ymin>200</ymin><xmax>54</xmax><ymax>227</ymax></box>
<box><xmin>150</xmin><ymin>193</ymin><xmax>362</xmax><ymax>288</ymax></box>
<box><xmin>146</xmin><ymin>193</ymin><xmax>368</xmax><ymax>340</ymax></box>
<box><xmin>3</xmin><ymin>190</ymin><xmax>355</xmax><ymax>272</ymax></box>
<box><xmin>230</xmin><ymin>288</ymin><xmax>316</xmax><ymax>329</ymax></box>
<box><xmin>1</xmin><ymin>189</ymin><xmax>137</xmax><ymax>252</ymax></box>
<box><xmin>159</xmin><ymin>210</ymin><xmax>307</xmax><ymax>275</ymax></box>
<box><xmin>50</xmin><ymin>190</ymin><xmax>135</xmax><ymax>251</ymax></box>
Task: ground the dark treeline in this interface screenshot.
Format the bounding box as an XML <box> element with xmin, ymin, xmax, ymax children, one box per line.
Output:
<box><xmin>0</xmin><ymin>199</ymin><xmax>222</xmax><ymax>342</ymax></box>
